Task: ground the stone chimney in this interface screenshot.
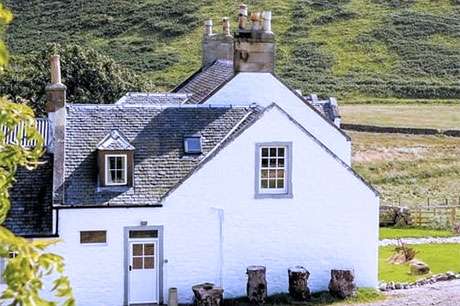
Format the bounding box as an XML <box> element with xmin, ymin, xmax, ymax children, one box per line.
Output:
<box><xmin>45</xmin><ymin>55</ymin><xmax>66</xmax><ymax>206</ymax></box>
<box><xmin>234</xmin><ymin>6</ymin><xmax>275</xmax><ymax>73</ymax></box>
<box><xmin>202</xmin><ymin>17</ymin><xmax>234</xmax><ymax>66</ymax></box>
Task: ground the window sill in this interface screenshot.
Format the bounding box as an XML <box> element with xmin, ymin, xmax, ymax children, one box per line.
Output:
<box><xmin>254</xmin><ymin>192</ymin><xmax>293</xmax><ymax>199</ymax></box>
<box><xmin>96</xmin><ymin>186</ymin><xmax>133</xmax><ymax>193</ymax></box>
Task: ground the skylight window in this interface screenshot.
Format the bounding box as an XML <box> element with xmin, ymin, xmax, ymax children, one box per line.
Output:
<box><xmin>184</xmin><ymin>136</ymin><xmax>202</xmax><ymax>154</ymax></box>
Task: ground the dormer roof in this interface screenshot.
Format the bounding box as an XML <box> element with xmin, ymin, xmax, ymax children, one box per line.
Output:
<box><xmin>96</xmin><ymin>129</ymin><xmax>135</xmax><ymax>151</ymax></box>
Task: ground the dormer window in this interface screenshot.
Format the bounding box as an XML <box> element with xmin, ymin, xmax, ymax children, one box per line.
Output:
<box><xmin>184</xmin><ymin>136</ymin><xmax>202</xmax><ymax>154</ymax></box>
<box><xmin>105</xmin><ymin>154</ymin><xmax>127</xmax><ymax>185</ymax></box>
<box><xmin>96</xmin><ymin>130</ymin><xmax>135</xmax><ymax>188</ymax></box>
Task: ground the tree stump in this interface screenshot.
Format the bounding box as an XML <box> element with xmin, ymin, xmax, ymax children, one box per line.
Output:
<box><xmin>246</xmin><ymin>266</ymin><xmax>267</xmax><ymax>304</ymax></box>
<box><xmin>328</xmin><ymin>270</ymin><xmax>356</xmax><ymax>299</ymax></box>
<box><xmin>192</xmin><ymin>283</ymin><xmax>224</xmax><ymax>306</ymax></box>
<box><xmin>288</xmin><ymin>266</ymin><xmax>310</xmax><ymax>300</ymax></box>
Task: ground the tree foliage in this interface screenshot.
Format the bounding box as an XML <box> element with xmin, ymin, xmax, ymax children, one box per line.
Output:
<box><xmin>0</xmin><ymin>43</ymin><xmax>147</xmax><ymax>116</ymax></box>
<box><xmin>0</xmin><ymin>3</ymin><xmax>74</xmax><ymax>305</ymax></box>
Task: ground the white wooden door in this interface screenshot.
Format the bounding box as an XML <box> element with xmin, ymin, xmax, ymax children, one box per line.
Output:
<box><xmin>128</xmin><ymin>240</ymin><xmax>158</xmax><ymax>304</ymax></box>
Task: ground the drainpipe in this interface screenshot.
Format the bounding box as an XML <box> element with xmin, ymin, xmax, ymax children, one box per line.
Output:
<box><xmin>211</xmin><ymin>207</ymin><xmax>224</xmax><ymax>288</ymax></box>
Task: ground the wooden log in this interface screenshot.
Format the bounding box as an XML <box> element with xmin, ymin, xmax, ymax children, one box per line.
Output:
<box><xmin>328</xmin><ymin>269</ymin><xmax>356</xmax><ymax>299</ymax></box>
<box><xmin>288</xmin><ymin>266</ymin><xmax>310</xmax><ymax>300</ymax></box>
<box><xmin>192</xmin><ymin>283</ymin><xmax>224</xmax><ymax>306</ymax></box>
<box><xmin>246</xmin><ymin>265</ymin><xmax>267</xmax><ymax>304</ymax></box>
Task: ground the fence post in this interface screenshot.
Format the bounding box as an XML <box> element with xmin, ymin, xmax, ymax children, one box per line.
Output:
<box><xmin>418</xmin><ymin>207</ymin><xmax>422</xmax><ymax>227</ymax></box>
<box><xmin>450</xmin><ymin>207</ymin><xmax>455</xmax><ymax>227</ymax></box>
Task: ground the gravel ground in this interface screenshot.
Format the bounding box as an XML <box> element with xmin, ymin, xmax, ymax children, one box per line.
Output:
<box><xmin>354</xmin><ymin>279</ymin><xmax>460</xmax><ymax>306</ymax></box>
<box><xmin>379</xmin><ymin>236</ymin><xmax>460</xmax><ymax>246</ymax></box>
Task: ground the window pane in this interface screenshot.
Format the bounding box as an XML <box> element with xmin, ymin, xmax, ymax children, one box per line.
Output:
<box><xmin>278</xmin><ymin>148</ymin><xmax>285</xmax><ymax>157</ymax></box>
<box><xmin>185</xmin><ymin>137</ymin><xmax>202</xmax><ymax>153</ymax></box>
<box><xmin>132</xmin><ymin>257</ymin><xmax>143</xmax><ymax>269</ymax></box>
<box><xmin>129</xmin><ymin>230</ymin><xmax>158</xmax><ymax>239</ymax></box>
<box><xmin>261</xmin><ymin>148</ymin><xmax>268</xmax><ymax>157</ymax></box>
<box><xmin>144</xmin><ymin>257</ymin><xmax>154</xmax><ymax>269</ymax></box>
<box><xmin>110</xmin><ymin>157</ymin><xmax>116</xmax><ymax>169</ymax></box>
<box><xmin>80</xmin><ymin>231</ymin><xmax>107</xmax><ymax>244</ymax></box>
<box><xmin>269</xmin><ymin>148</ymin><xmax>276</xmax><ymax>156</ymax></box>
<box><xmin>117</xmin><ymin>157</ymin><xmax>123</xmax><ymax>169</ymax></box>
<box><xmin>269</xmin><ymin>170</ymin><xmax>276</xmax><ymax>178</ymax></box>
<box><xmin>277</xmin><ymin>179</ymin><xmax>284</xmax><ymax>188</ymax></box>
<box><xmin>278</xmin><ymin>158</ymin><xmax>285</xmax><ymax>167</ymax></box>
<box><xmin>133</xmin><ymin>244</ymin><xmax>143</xmax><ymax>256</ymax></box>
<box><xmin>144</xmin><ymin>244</ymin><xmax>154</xmax><ymax>256</ymax></box>
<box><xmin>277</xmin><ymin>169</ymin><xmax>285</xmax><ymax>178</ymax></box>
<box><xmin>261</xmin><ymin>179</ymin><xmax>268</xmax><ymax>188</ymax></box>
<box><xmin>269</xmin><ymin>180</ymin><xmax>276</xmax><ymax>188</ymax></box>
<box><xmin>261</xmin><ymin>158</ymin><xmax>268</xmax><ymax>167</ymax></box>
<box><xmin>269</xmin><ymin>158</ymin><xmax>276</xmax><ymax>167</ymax></box>
<box><xmin>261</xmin><ymin>170</ymin><xmax>268</xmax><ymax>179</ymax></box>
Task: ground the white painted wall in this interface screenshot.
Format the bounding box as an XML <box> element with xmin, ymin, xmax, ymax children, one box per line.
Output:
<box><xmin>46</xmin><ymin>106</ymin><xmax>377</xmax><ymax>306</ymax></box>
<box><xmin>204</xmin><ymin>73</ymin><xmax>352</xmax><ymax>164</ymax></box>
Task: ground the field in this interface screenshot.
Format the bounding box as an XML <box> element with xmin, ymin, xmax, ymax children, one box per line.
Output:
<box><xmin>350</xmin><ymin>131</ymin><xmax>460</xmax><ymax>206</ymax></box>
<box><xmin>379</xmin><ymin>244</ymin><xmax>460</xmax><ymax>282</ymax></box>
<box><xmin>3</xmin><ymin>0</ymin><xmax>460</xmax><ymax>99</ymax></box>
<box><xmin>342</xmin><ymin>104</ymin><xmax>460</xmax><ymax>130</ymax></box>
<box><xmin>379</xmin><ymin>227</ymin><xmax>454</xmax><ymax>240</ymax></box>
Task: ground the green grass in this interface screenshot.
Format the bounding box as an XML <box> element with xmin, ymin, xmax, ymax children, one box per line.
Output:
<box><xmin>341</xmin><ymin>104</ymin><xmax>460</xmax><ymax>130</ymax></box>
<box><xmin>380</xmin><ymin>227</ymin><xmax>454</xmax><ymax>240</ymax></box>
<box><xmin>379</xmin><ymin>243</ymin><xmax>460</xmax><ymax>282</ymax></box>
<box><xmin>350</xmin><ymin>131</ymin><xmax>460</xmax><ymax>206</ymax></box>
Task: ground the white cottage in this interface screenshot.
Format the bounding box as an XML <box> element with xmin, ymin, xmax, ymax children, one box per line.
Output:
<box><xmin>4</xmin><ymin>5</ymin><xmax>379</xmax><ymax>306</ymax></box>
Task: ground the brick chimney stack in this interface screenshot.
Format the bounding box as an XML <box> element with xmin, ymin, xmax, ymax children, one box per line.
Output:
<box><xmin>202</xmin><ymin>17</ymin><xmax>234</xmax><ymax>66</ymax></box>
<box><xmin>45</xmin><ymin>55</ymin><xmax>66</xmax><ymax>205</ymax></box>
<box><xmin>234</xmin><ymin>5</ymin><xmax>275</xmax><ymax>73</ymax></box>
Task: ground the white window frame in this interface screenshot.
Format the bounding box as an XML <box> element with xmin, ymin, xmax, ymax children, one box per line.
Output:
<box><xmin>105</xmin><ymin>154</ymin><xmax>128</xmax><ymax>186</ymax></box>
<box><xmin>255</xmin><ymin>142</ymin><xmax>293</xmax><ymax>198</ymax></box>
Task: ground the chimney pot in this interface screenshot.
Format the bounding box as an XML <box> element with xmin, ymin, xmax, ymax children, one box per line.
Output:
<box><xmin>50</xmin><ymin>55</ymin><xmax>62</xmax><ymax>84</ymax></box>
<box><xmin>204</xmin><ymin>19</ymin><xmax>213</xmax><ymax>36</ymax></box>
<box><xmin>251</xmin><ymin>12</ymin><xmax>262</xmax><ymax>31</ymax></box>
<box><xmin>222</xmin><ymin>17</ymin><xmax>231</xmax><ymax>36</ymax></box>
<box><xmin>238</xmin><ymin>4</ymin><xmax>248</xmax><ymax>29</ymax></box>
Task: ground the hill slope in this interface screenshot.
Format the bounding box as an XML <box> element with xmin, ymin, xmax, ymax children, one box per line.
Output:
<box><xmin>4</xmin><ymin>0</ymin><xmax>460</xmax><ymax>101</ymax></box>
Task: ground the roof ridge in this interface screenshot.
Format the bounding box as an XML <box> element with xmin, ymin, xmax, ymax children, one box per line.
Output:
<box><xmin>67</xmin><ymin>103</ymin><xmax>255</xmax><ymax>110</ymax></box>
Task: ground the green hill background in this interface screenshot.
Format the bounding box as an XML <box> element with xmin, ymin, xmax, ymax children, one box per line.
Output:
<box><xmin>6</xmin><ymin>0</ymin><xmax>460</xmax><ymax>99</ymax></box>
<box><xmin>4</xmin><ymin>0</ymin><xmax>460</xmax><ymax>101</ymax></box>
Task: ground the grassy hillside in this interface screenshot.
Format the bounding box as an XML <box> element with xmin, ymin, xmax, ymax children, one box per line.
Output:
<box><xmin>4</xmin><ymin>0</ymin><xmax>460</xmax><ymax>100</ymax></box>
<box><xmin>351</xmin><ymin>131</ymin><xmax>460</xmax><ymax>205</ymax></box>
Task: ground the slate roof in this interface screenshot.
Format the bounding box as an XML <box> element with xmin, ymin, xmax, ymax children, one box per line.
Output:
<box><xmin>5</xmin><ymin>154</ymin><xmax>54</xmax><ymax>236</ymax></box>
<box><xmin>173</xmin><ymin>60</ymin><xmax>235</xmax><ymax>104</ymax></box>
<box><xmin>116</xmin><ymin>93</ymin><xmax>191</xmax><ymax>105</ymax></box>
<box><xmin>64</xmin><ymin>104</ymin><xmax>259</xmax><ymax>206</ymax></box>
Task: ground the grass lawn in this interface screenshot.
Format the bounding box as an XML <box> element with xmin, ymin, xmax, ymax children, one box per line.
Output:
<box><xmin>350</xmin><ymin>131</ymin><xmax>460</xmax><ymax>206</ymax></box>
<box><xmin>341</xmin><ymin>104</ymin><xmax>460</xmax><ymax>130</ymax></box>
<box><xmin>380</xmin><ymin>227</ymin><xmax>454</xmax><ymax>240</ymax></box>
<box><xmin>379</xmin><ymin>244</ymin><xmax>460</xmax><ymax>283</ymax></box>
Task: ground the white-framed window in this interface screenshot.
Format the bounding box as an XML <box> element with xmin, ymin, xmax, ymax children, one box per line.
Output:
<box><xmin>255</xmin><ymin>143</ymin><xmax>292</xmax><ymax>198</ymax></box>
<box><xmin>105</xmin><ymin>154</ymin><xmax>127</xmax><ymax>185</ymax></box>
<box><xmin>184</xmin><ymin>136</ymin><xmax>202</xmax><ymax>154</ymax></box>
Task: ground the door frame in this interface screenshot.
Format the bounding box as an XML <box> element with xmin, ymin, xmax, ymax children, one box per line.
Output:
<box><xmin>124</xmin><ymin>225</ymin><xmax>164</xmax><ymax>306</ymax></box>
